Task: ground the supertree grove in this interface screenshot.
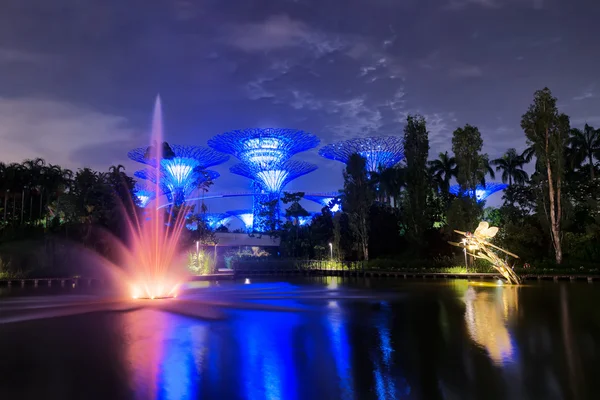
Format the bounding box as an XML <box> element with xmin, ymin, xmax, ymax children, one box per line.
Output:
<box><xmin>209</xmin><ymin>128</ymin><xmax>320</xmax><ymax>231</ymax></box>
<box><xmin>449</xmin><ymin>182</ymin><xmax>508</xmax><ymax>202</ymax></box>
<box><xmin>319</xmin><ymin>136</ymin><xmax>405</xmax><ymax>172</ymax></box>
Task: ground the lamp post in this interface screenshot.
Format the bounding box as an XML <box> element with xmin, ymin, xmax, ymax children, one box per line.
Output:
<box><xmin>329</xmin><ymin>242</ymin><xmax>333</xmax><ymax>260</ymax></box>
<box><xmin>461</xmin><ymin>239</ymin><xmax>468</xmax><ymax>272</ymax></box>
<box><xmin>196</xmin><ymin>240</ymin><xmax>200</xmax><ymax>270</ymax></box>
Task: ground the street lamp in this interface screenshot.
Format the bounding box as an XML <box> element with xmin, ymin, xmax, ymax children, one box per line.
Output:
<box><xmin>196</xmin><ymin>241</ymin><xmax>200</xmax><ymax>270</ymax></box>
<box><xmin>328</xmin><ymin>242</ymin><xmax>333</xmax><ymax>260</ymax></box>
<box><xmin>461</xmin><ymin>238</ymin><xmax>468</xmax><ymax>271</ymax></box>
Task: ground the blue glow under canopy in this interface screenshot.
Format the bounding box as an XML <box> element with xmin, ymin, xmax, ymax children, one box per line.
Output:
<box><xmin>134</xmin><ymin>168</ymin><xmax>219</xmax><ymax>205</ymax></box>
<box><xmin>319</xmin><ymin>136</ymin><xmax>405</xmax><ymax>172</ymax></box>
<box><xmin>449</xmin><ymin>182</ymin><xmax>508</xmax><ymax>202</ymax></box>
<box><xmin>133</xmin><ymin>184</ymin><xmax>156</xmax><ymax>208</ymax></box>
<box><xmin>186</xmin><ymin>213</ymin><xmax>231</xmax><ymax>231</ymax></box>
<box><xmin>297</xmin><ymin>213</ymin><xmax>317</xmax><ymax>226</ymax></box>
<box><xmin>227</xmin><ymin>210</ymin><xmax>254</xmax><ymax>230</ymax></box>
<box><xmin>127</xmin><ymin>144</ymin><xmax>229</xmax><ymax>169</ymax></box>
<box><xmin>230</xmin><ymin>160</ymin><xmax>318</xmax><ymax>193</ymax></box>
<box><xmin>208</xmin><ymin>128</ymin><xmax>320</xmax><ymax>168</ymax></box>
<box><xmin>304</xmin><ymin>194</ymin><xmax>342</xmax><ymax>213</ymax></box>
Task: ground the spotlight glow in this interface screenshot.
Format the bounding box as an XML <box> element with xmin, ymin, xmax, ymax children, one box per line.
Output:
<box><xmin>449</xmin><ymin>183</ymin><xmax>508</xmax><ymax>202</ymax></box>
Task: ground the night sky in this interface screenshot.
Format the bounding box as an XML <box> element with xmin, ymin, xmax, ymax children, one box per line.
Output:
<box><xmin>1</xmin><ymin>0</ymin><xmax>599</xmax><ymax>213</ymax></box>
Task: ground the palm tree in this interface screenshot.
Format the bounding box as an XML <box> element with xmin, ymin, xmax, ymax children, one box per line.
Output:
<box><xmin>476</xmin><ymin>155</ymin><xmax>495</xmax><ymax>187</ymax></box>
<box><xmin>567</xmin><ymin>124</ymin><xmax>600</xmax><ymax>179</ymax></box>
<box><xmin>373</xmin><ymin>166</ymin><xmax>405</xmax><ymax>207</ymax></box>
<box><xmin>428</xmin><ymin>152</ymin><xmax>457</xmax><ymax>194</ymax></box>
<box><xmin>23</xmin><ymin>157</ymin><xmax>47</xmax><ymax>223</ymax></box>
<box><xmin>3</xmin><ymin>163</ymin><xmax>26</xmax><ymax>225</ymax></box>
<box><xmin>491</xmin><ymin>148</ymin><xmax>529</xmax><ymax>186</ymax></box>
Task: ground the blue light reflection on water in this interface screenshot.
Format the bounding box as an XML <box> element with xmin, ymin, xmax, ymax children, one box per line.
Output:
<box><xmin>156</xmin><ymin>320</ymin><xmax>199</xmax><ymax>400</ymax></box>
<box><xmin>130</xmin><ymin>284</ymin><xmax>411</xmax><ymax>400</ymax></box>
<box><xmin>231</xmin><ymin>309</ymin><xmax>301</xmax><ymax>400</ymax></box>
<box><xmin>325</xmin><ymin>301</ymin><xmax>355</xmax><ymax>400</ymax></box>
<box><xmin>372</xmin><ymin>302</ymin><xmax>411</xmax><ymax>399</ymax></box>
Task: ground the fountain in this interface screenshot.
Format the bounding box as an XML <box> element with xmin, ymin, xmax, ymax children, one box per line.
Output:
<box><xmin>124</xmin><ymin>96</ymin><xmax>190</xmax><ymax>299</ymax></box>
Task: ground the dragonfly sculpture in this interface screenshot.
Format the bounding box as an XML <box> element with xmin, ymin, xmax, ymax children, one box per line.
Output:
<box><xmin>449</xmin><ymin>221</ymin><xmax>521</xmax><ymax>285</ymax></box>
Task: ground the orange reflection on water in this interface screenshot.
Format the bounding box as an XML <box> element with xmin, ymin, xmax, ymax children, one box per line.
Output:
<box><xmin>464</xmin><ymin>286</ymin><xmax>519</xmax><ymax>365</ymax></box>
<box><xmin>123</xmin><ymin>310</ymin><xmax>165</xmax><ymax>400</ymax></box>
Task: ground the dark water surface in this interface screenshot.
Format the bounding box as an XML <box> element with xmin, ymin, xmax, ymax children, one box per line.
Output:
<box><xmin>1</xmin><ymin>277</ymin><xmax>599</xmax><ymax>400</ymax></box>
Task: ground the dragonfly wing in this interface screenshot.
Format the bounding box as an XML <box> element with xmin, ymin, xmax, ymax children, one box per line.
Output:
<box><xmin>484</xmin><ymin>227</ymin><xmax>499</xmax><ymax>238</ymax></box>
<box><xmin>475</xmin><ymin>221</ymin><xmax>489</xmax><ymax>235</ymax></box>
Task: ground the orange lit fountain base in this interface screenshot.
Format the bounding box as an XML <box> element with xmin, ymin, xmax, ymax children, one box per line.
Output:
<box><xmin>130</xmin><ymin>281</ymin><xmax>181</xmax><ymax>300</ymax></box>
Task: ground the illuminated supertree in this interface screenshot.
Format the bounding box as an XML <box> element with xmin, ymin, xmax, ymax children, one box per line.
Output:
<box><xmin>227</xmin><ymin>210</ymin><xmax>254</xmax><ymax>231</ymax></box>
<box><xmin>449</xmin><ymin>182</ymin><xmax>508</xmax><ymax>202</ymax></box>
<box><xmin>297</xmin><ymin>212</ymin><xmax>317</xmax><ymax>226</ymax></box>
<box><xmin>128</xmin><ymin>144</ymin><xmax>229</xmax><ymax>206</ymax></box>
<box><xmin>304</xmin><ymin>194</ymin><xmax>342</xmax><ymax>213</ymax></box>
<box><xmin>127</xmin><ymin>144</ymin><xmax>229</xmax><ymax>169</ymax></box>
<box><xmin>229</xmin><ymin>161</ymin><xmax>317</xmax><ymax>193</ymax></box>
<box><xmin>186</xmin><ymin>213</ymin><xmax>231</xmax><ymax>231</ymax></box>
<box><xmin>207</xmin><ymin>128</ymin><xmax>319</xmax><ymax>168</ymax></box>
<box><xmin>209</xmin><ymin>128</ymin><xmax>320</xmax><ymax>231</ymax></box>
<box><xmin>134</xmin><ymin>168</ymin><xmax>220</xmax><ymax>206</ymax></box>
<box><xmin>133</xmin><ymin>183</ymin><xmax>156</xmax><ymax>208</ymax></box>
<box><xmin>319</xmin><ymin>136</ymin><xmax>405</xmax><ymax>172</ymax></box>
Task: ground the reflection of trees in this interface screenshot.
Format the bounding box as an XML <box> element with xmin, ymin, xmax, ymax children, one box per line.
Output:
<box><xmin>464</xmin><ymin>286</ymin><xmax>518</xmax><ymax>365</ymax></box>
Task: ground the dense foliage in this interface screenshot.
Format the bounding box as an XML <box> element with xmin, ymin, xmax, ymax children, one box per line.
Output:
<box><xmin>274</xmin><ymin>87</ymin><xmax>600</xmax><ymax>270</ymax></box>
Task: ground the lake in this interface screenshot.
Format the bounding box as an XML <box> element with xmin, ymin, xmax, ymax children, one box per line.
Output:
<box><xmin>1</xmin><ymin>277</ymin><xmax>599</xmax><ymax>399</ymax></box>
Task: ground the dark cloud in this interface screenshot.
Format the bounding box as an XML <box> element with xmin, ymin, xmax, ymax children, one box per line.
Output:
<box><xmin>1</xmin><ymin>0</ymin><xmax>599</xmax><ymax>210</ymax></box>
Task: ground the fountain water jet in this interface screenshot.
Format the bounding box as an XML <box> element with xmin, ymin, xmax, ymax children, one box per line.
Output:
<box><xmin>124</xmin><ymin>96</ymin><xmax>191</xmax><ymax>299</ymax></box>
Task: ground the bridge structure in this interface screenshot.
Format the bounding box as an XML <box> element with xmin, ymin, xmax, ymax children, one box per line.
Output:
<box><xmin>157</xmin><ymin>191</ymin><xmax>340</xmax><ymax>209</ymax></box>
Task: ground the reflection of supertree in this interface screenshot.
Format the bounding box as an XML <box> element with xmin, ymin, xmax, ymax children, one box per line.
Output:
<box><xmin>304</xmin><ymin>194</ymin><xmax>342</xmax><ymax>212</ymax></box>
<box><xmin>128</xmin><ymin>145</ymin><xmax>228</xmax><ymax>206</ymax></box>
<box><xmin>227</xmin><ymin>210</ymin><xmax>254</xmax><ymax>231</ymax></box>
<box><xmin>449</xmin><ymin>182</ymin><xmax>508</xmax><ymax>202</ymax></box>
<box><xmin>135</xmin><ymin>168</ymin><xmax>219</xmax><ymax>206</ymax></box>
<box><xmin>209</xmin><ymin>128</ymin><xmax>320</xmax><ymax>231</ymax></box>
<box><xmin>319</xmin><ymin>136</ymin><xmax>405</xmax><ymax>172</ymax></box>
<box><xmin>133</xmin><ymin>183</ymin><xmax>156</xmax><ymax>208</ymax></box>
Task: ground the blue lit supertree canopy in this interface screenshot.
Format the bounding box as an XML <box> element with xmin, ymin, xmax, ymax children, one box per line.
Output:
<box><xmin>133</xmin><ymin>183</ymin><xmax>156</xmax><ymax>208</ymax></box>
<box><xmin>207</xmin><ymin>128</ymin><xmax>320</xmax><ymax>168</ymax></box>
<box><xmin>230</xmin><ymin>160</ymin><xmax>318</xmax><ymax>193</ymax></box>
<box><xmin>449</xmin><ymin>182</ymin><xmax>508</xmax><ymax>202</ymax></box>
<box><xmin>128</xmin><ymin>144</ymin><xmax>229</xmax><ymax>169</ymax></box>
<box><xmin>226</xmin><ymin>210</ymin><xmax>254</xmax><ymax>231</ymax></box>
<box><xmin>129</xmin><ymin>144</ymin><xmax>228</xmax><ymax>206</ymax></box>
<box><xmin>134</xmin><ymin>168</ymin><xmax>219</xmax><ymax>206</ymax></box>
<box><xmin>319</xmin><ymin>136</ymin><xmax>405</xmax><ymax>172</ymax></box>
<box><xmin>208</xmin><ymin>128</ymin><xmax>320</xmax><ymax>232</ymax></box>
